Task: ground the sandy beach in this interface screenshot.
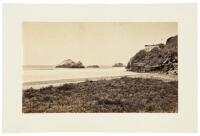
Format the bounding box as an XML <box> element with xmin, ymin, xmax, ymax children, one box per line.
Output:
<box><xmin>23</xmin><ymin>72</ymin><xmax>177</xmax><ymax>90</ymax></box>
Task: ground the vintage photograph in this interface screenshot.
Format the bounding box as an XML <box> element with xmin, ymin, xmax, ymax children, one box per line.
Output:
<box><xmin>22</xmin><ymin>22</ymin><xmax>178</xmax><ymax>113</ymax></box>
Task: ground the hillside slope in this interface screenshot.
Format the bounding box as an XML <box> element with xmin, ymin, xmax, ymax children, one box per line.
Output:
<box><xmin>126</xmin><ymin>35</ymin><xmax>178</xmax><ymax>74</ymax></box>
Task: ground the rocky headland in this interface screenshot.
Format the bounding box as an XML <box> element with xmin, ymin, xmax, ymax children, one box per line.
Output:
<box><xmin>126</xmin><ymin>35</ymin><xmax>178</xmax><ymax>75</ymax></box>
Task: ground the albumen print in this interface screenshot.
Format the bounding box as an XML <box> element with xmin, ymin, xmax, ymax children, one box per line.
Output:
<box><xmin>22</xmin><ymin>22</ymin><xmax>178</xmax><ymax>113</ymax></box>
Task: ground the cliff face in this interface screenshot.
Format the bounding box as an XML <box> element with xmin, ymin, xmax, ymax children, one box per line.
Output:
<box><xmin>56</xmin><ymin>59</ymin><xmax>85</xmax><ymax>68</ymax></box>
<box><xmin>126</xmin><ymin>35</ymin><xmax>178</xmax><ymax>75</ymax></box>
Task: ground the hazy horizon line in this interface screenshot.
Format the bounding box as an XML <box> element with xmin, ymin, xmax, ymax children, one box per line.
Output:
<box><xmin>23</xmin><ymin>64</ymin><xmax>127</xmax><ymax>66</ymax></box>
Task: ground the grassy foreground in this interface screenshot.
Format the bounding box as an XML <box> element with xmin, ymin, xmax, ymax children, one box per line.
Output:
<box><xmin>23</xmin><ymin>77</ymin><xmax>178</xmax><ymax>113</ymax></box>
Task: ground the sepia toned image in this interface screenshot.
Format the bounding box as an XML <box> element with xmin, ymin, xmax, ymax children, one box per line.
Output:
<box><xmin>22</xmin><ymin>22</ymin><xmax>178</xmax><ymax>113</ymax></box>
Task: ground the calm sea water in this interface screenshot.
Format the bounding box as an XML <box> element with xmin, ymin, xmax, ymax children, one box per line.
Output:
<box><xmin>23</xmin><ymin>65</ymin><xmax>177</xmax><ymax>89</ymax></box>
<box><xmin>23</xmin><ymin>65</ymin><xmax>136</xmax><ymax>84</ymax></box>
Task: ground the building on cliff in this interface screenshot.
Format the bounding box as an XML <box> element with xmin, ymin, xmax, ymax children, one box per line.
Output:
<box><xmin>145</xmin><ymin>44</ymin><xmax>160</xmax><ymax>52</ymax></box>
<box><xmin>145</xmin><ymin>43</ymin><xmax>165</xmax><ymax>52</ymax></box>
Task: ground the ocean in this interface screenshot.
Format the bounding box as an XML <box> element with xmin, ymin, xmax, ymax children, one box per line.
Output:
<box><xmin>23</xmin><ymin>65</ymin><xmax>177</xmax><ymax>89</ymax></box>
<box><xmin>23</xmin><ymin>65</ymin><xmax>137</xmax><ymax>88</ymax></box>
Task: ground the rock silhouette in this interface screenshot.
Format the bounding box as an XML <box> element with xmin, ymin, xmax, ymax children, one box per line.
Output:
<box><xmin>112</xmin><ymin>63</ymin><xmax>124</xmax><ymax>67</ymax></box>
<box><xmin>56</xmin><ymin>59</ymin><xmax>85</xmax><ymax>68</ymax></box>
<box><xmin>87</xmin><ymin>65</ymin><xmax>100</xmax><ymax>68</ymax></box>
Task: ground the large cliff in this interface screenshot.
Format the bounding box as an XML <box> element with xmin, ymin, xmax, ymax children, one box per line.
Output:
<box><xmin>126</xmin><ymin>35</ymin><xmax>178</xmax><ymax>75</ymax></box>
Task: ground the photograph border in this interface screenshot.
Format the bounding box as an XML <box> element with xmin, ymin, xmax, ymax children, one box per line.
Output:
<box><xmin>3</xmin><ymin>4</ymin><xmax>197</xmax><ymax>132</ymax></box>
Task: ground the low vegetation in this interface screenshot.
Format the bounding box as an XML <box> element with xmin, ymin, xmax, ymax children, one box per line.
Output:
<box><xmin>23</xmin><ymin>77</ymin><xmax>178</xmax><ymax>113</ymax></box>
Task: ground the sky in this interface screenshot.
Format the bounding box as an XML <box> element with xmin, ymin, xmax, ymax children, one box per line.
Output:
<box><xmin>23</xmin><ymin>22</ymin><xmax>177</xmax><ymax>66</ymax></box>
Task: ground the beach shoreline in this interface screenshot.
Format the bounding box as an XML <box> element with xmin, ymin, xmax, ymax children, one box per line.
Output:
<box><xmin>23</xmin><ymin>73</ymin><xmax>177</xmax><ymax>90</ymax></box>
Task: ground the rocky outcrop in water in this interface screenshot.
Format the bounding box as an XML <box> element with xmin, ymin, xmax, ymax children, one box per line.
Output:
<box><xmin>56</xmin><ymin>59</ymin><xmax>85</xmax><ymax>68</ymax></box>
<box><xmin>112</xmin><ymin>63</ymin><xmax>124</xmax><ymax>67</ymax></box>
<box><xmin>126</xmin><ymin>35</ymin><xmax>178</xmax><ymax>75</ymax></box>
<box><xmin>87</xmin><ymin>65</ymin><xmax>100</xmax><ymax>68</ymax></box>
